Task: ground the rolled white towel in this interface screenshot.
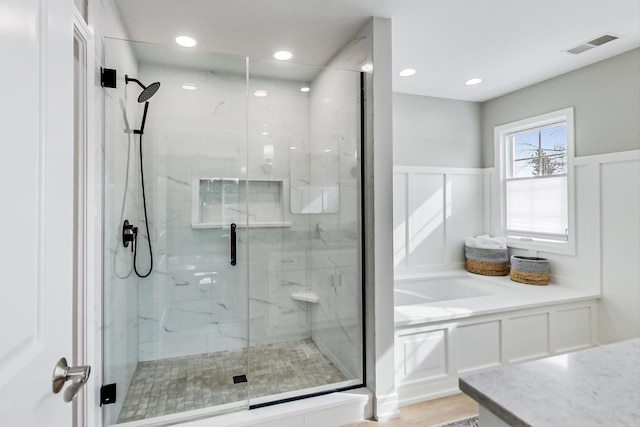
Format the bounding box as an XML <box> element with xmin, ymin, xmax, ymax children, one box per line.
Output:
<box><xmin>476</xmin><ymin>235</ymin><xmax>498</xmax><ymax>249</ymax></box>
<box><xmin>471</xmin><ymin>234</ymin><xmax>507</xmax><ymax>249</ymax></box>
<box><xmin>465</xmin><ymin>236</ymin><xmax>477</xmax><ymax>248</ymax></box>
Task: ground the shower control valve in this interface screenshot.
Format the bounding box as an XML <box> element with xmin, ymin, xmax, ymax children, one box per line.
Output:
<box><xmin>122</xmin><ymin>220</ymin><xmax>136</xmax><ymax>251</ymax></box>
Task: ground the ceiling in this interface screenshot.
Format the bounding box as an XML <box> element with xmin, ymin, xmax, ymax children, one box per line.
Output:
<box><xmin>113</xmin><ymin>0</ymin><xmax>640</xmax><ymax>102</ymax></box>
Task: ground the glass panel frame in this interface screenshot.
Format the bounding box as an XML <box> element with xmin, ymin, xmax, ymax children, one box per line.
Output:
<box><xmin>102</xmin><ymin>37</ymin><xmax>366</xmax><ymax>425</ymax></box>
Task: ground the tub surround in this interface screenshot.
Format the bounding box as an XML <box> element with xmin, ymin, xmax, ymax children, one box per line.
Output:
<box><xmin>460</xmin><ymin>338</ymin><xmax>640</xmax><ymax>426</ymax></box>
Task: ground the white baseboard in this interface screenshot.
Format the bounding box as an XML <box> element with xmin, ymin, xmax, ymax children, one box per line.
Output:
<box><xmin>397</xmin><ymin>377</ymin><xmax>460</xmax><ymax>407</ymax></box>
<box><xmin>374</xmin><ymin>392</ymin><xmax>400</xmax><ymax>421</ymax></box>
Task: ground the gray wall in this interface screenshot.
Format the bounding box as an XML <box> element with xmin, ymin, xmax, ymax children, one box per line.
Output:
<box><xmin>482</xmin><ymin>48</ymin><xmax>640</xmax><ymax>166</ymax></box>
<box><xmin>393</xmin><ymin>93</ymin><xmax>482</xmax><ymax>167</ymax></box>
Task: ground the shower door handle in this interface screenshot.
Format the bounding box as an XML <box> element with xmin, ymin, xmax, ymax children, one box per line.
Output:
<box><xmin>230</xmin><ymin>223</ymin><xmax>237</xmax><ymax>266</ymax></box>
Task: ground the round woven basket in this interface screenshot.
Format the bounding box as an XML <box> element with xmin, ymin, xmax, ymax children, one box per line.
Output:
<box><xmin>510</xmin><ymin>256</ymin><xmax>549</xmax><ymax>286</ymax></box>
<box><xmin>466</xmin><ymin>259</ymin><xmax>510</xmax><ymax>276</ymax></box>
<box><xmin>465</xmin><ymin>245</ymin><xmax>509</xmax><ymax>276</ymax></box>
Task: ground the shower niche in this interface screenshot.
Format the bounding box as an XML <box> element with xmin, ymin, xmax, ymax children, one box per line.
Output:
<box><xmin>192</xmin><ymin>178</ymin><xmax>291</xmax><ymax>228</ymax></box>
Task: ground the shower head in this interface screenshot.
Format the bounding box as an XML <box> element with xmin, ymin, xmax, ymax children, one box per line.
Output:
<box><xmin>138</xmin><ymin>82</ymin><xmax>161</xmax><ymax>103</ymax></box>
<box><xmin>125</xmin><ymin>74</ymin><xmax>161</xmax><ymax>135</ymax></box>
<box><xmin>124</xmin><ymin>75</ymin><xmax>161</xmax><ymax>103</ymax></box>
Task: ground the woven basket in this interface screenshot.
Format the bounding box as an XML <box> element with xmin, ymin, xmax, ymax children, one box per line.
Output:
<box><xmin>466</xmin><ymin>259</ymin><xmax>510</xmax><ymax>276</ymax></box>
<box><xmin>510</xmin><ymin>256</ymin><xmax>549</xmax><ymax>286</ymax></box>
<box><xmin>465</xmin><ymin>245</ymin><xmax>509</xmax><ymax>276</ymax></box>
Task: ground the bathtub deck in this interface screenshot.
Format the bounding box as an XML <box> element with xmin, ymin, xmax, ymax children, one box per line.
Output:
<box><xmin>394</xmin><ymin>273</ymin><xmax>599</xmax><ymax>327</ymax></box>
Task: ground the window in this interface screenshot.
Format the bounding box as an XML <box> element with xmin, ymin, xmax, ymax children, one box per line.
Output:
<box><xmin>495</xmin><ymin>108</ymin><xmax>575</xmax><ymax>254</ymax></box>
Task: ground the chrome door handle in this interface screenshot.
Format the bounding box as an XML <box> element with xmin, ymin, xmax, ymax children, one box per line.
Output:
<box><xmin>52</xmin><ymin>357</ymin><xmax>91</xmax><ymax>402</ymax></box>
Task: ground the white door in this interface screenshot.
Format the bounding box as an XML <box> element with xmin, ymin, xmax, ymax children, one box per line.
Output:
<box><xmin>0</xmin><ymin>0</ymin><xmax>75</xmax><ymax>425</ymax></box>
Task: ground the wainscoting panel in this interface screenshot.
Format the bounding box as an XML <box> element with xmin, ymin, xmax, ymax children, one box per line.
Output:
<box><xmin>552</xmin><ymin>306</ymin><xmax>593</xmax><ymax>353</ymax></box>
<box><xmin>456</xmin><ymin>320</ymin><xmax>501</xmax><ymax>374</ymax></box>
<box><xmin>504</xmin><ymin>313</ymin><xmax>550</xmax><ymax>363</ymax></box>
<box><xmin>401</xmin><ymin>329</ymin><xmax>448</xmax><ymax>379</ymax></box>
<box><xmin>395</xmin><ymin>300</ymin><xmax>597</xmax><ymax>406</ymax></box>
<box><xmin>411</xmin><ymin>173</ymin><xmax>446</xmax><ymax>267</ymax></box>
<box><xmin>394</xmin><ymin>166</ymin><xmax>484</xmax><ymax>276</ymax></box>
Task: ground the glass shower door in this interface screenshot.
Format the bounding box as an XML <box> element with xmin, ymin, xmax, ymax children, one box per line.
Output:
<box><xmin>102</xmin><ymin>38</ymin><xmax>250</xmax><ymax>425</ymax></box>
<box><xmin>245</xmin><ymin>58</ymin><xmax>364</xmax><ymax>406</ymax></box>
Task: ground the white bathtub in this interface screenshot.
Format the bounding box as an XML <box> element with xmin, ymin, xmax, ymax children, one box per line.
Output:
<box><xmin>393</xmin><ymin>272</ymin><xmax>599</xmax><ymax>406</ymax></box>
<box><xmin>394</xmin><ymin>275</ymin><xmax>495</xmax><ymax>306</ymax></box>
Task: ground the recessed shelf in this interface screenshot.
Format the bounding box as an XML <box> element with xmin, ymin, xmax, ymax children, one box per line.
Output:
<box><xmin>192</xmin><ymin>178</ymin><xmax>289</xmax><ymax>229</ymax></box>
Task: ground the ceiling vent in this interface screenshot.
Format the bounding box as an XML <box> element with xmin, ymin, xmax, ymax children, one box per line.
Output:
<box><xmin>565</xmin><ymin>33</ymin><xmax>619</xmax><ymax>55</ymax></box>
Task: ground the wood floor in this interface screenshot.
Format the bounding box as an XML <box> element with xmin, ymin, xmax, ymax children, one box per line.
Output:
<box><xmin>343</xmin><ymin>393</ymin><xmax>478</xmax><ymax>427</ymax></box>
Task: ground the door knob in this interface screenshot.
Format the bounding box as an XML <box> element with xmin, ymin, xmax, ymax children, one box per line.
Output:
<box><xmin>52</xmin><ymin>357</ymin><xmax>91</xmax><ymax>402</ymax></box>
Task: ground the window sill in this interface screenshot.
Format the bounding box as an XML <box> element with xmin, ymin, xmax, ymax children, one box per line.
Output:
<box><xmin>507</xmin><ymin>236</ymin><xmax>575</xmax><ymax>256</ymax></box>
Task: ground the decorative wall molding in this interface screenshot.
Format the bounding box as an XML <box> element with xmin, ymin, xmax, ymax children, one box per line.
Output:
<box><xmin>484</xmin><ymin>150</ymin><xmax>639</xmax><ymax>344</ymax></box>
<box><xmin>393</xmin><ymin>166</ymin><xmax>485</xmax><ymax>278</ymax></box>
<box><xmin>573</xmin><ymin>149</ymin><xmax>640</xmax><ymax>166</ymax></box>
<box><xmin>395</xmin><ymin>300</ymin><xmax>597</xmax><ymax>406</ymax></box>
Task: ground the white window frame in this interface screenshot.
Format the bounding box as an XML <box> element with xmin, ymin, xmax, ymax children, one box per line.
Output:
<box><xmin>495</xmin><ymin>107</ymin><xmax>576</xmax><ymax>255</ymax></box>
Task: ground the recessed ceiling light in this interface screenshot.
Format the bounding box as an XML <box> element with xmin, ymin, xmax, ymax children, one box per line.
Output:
<box><xmin>274</xmin><ymin>50</ymin><xmax>293</xmax><ymax>60</ymax></box>
<box><xmin>261</xmin><ymin>132</ymin><xmax>269</xmax><ymax>136</ymax></box>
<box><xmin>182</xmin><ymin>84</ymin><xmax>197</xmax><ymax>90</ymax></box>
<box><xmin>254</xmin><ymin>90</ymin><xmax>268</xmax><ymax>97</ymax></box>
<box><xmin>324</xmin><ymin>149</ymin><xmax>332</xmax><ymax>153</ymax></box>
<box><xmin>399</xmin><ymin>68</ymin><xmax>416</xmax><ymax>77</ymax></box>
<box><xmin>465</xmin><ymin>78</ymin><xmax>483</xmax><ymax>86</ymax></box>
<box><xmin>300</xmin><ymin>87</ymin><xmax>310</xmax><ymax>93</ymax></box>
<box><xmin>361</xmin><ymin>63</ymin><xmax>373</xmax><ymax>73</ymax></box>
<box><xmin>175</xmin><ymin>36</ymin><xmax>196</xmax><ymax>48</ymax></box>
<box><xmin>290</xmin><ymin>146</ymin><xmax>297</xmax><ymax>150</ymax></box>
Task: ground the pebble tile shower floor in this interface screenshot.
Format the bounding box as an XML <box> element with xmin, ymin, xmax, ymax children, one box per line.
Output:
<box><xmin>117</xmin><ymin>339</ymin><xmax>346</xmax><ymax>423</ymax></box>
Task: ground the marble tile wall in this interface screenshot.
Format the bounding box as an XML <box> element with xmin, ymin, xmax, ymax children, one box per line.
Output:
<box><xmin>130</xmin><ymin>56</ymin><xmax>363</xmax><ymax>385</ymax></box>
<box><xmin>136</xmin><ymin>59</ymin><xmax>250</xmax><ymax>361</ymax></box>
<box><xmin>309</xmin><ymin>248</ymin><xmax>363</xmax><ymax>380</ymax></box>
<box><xmin>134</xmin><ymin>60</ymin><xmax>313</xmax><ymax>361</ymax></box>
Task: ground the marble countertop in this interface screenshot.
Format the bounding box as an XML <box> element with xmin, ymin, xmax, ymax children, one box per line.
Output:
<box><xmin>460</xmin><ymin>339</ymin><xmax>640</xmax><ymax>426</ymax></box>
<box><xmin>394</xmin><ymin>274</ymin><xmax>599</xmax><ymax>327</ymax></box>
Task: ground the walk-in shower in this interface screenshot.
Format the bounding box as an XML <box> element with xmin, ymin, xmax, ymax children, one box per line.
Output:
<box><xmin>102</xmin><ymin>38</ymin><xmax>365</xmax><ymax>425</ymax></box>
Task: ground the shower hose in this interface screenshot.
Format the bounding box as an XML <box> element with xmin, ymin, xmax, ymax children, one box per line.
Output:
<box><xmin>134</xmin><ymin>132</ymin><xmax>153</xmax><ymax>278</ymax></box>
